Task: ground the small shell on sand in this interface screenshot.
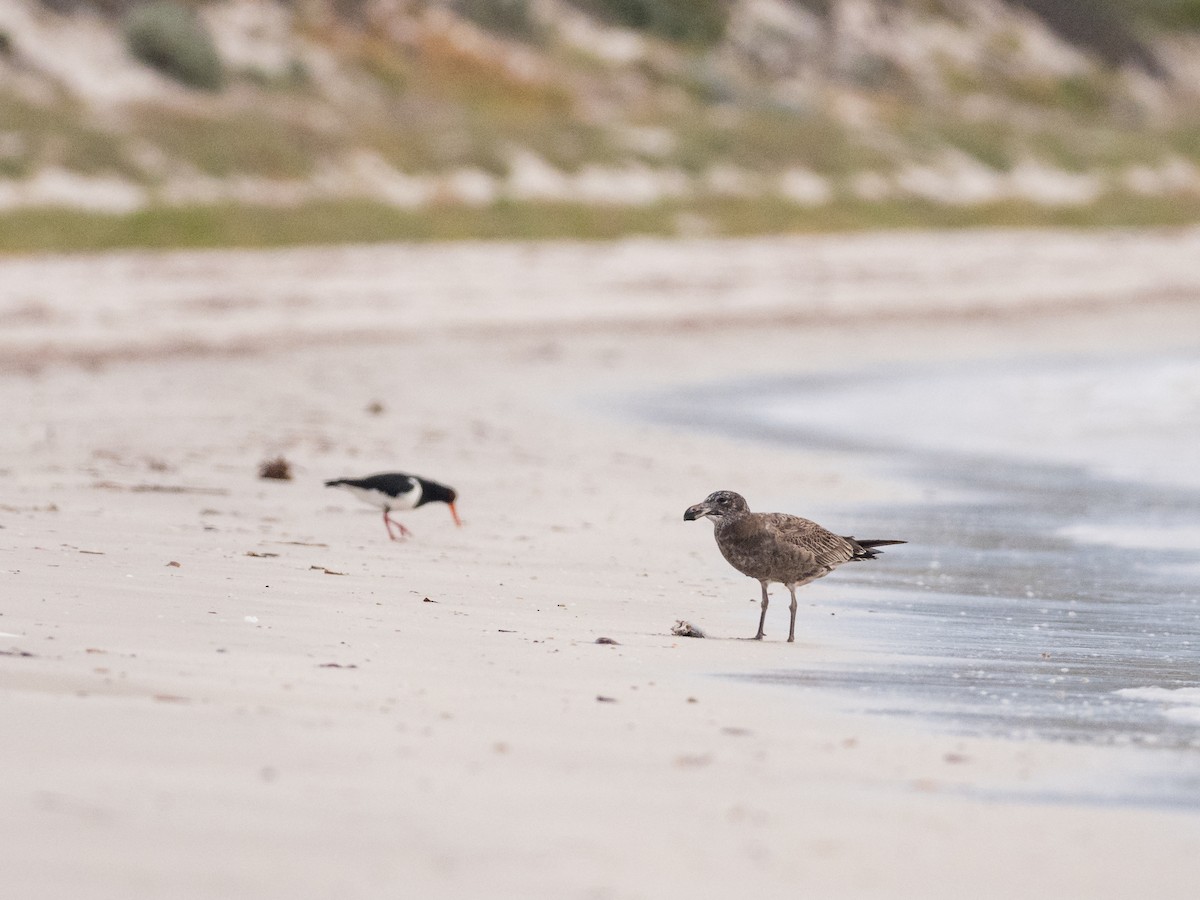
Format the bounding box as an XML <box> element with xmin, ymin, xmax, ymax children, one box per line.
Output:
<box><xmin>672</xmin><ymin>620</ymin><xmax>706</xmax><ymax>638</ymax></box>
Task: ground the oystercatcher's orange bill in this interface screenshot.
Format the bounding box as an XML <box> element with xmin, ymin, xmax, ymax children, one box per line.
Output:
<box><xmin>449</xmin><ymin>502</ymin><xmax>462</xmax><ymax>527</ymax></box>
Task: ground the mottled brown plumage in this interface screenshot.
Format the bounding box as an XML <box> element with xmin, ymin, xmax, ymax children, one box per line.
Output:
<box><xmin>684</xmin><ymin>490</ymin><xmax>905</xmax><ymax>642</ymax></box>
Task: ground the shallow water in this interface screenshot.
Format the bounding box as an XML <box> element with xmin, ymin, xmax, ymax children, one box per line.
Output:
<box><xmin>641</xmin><ymin>350</ymin><xmax>1200</xmax><ymax>806</ymax></box>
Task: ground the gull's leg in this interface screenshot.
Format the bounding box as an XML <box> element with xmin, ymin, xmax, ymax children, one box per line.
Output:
<box><xmin>755</xmin><ymin>581</ymin><xmax>770</xmax><ymax>640</ymax></box>
<box><xmin>787</xmin><ymin>584</ymin><xmax>799</xmax><ymax>643</ymax></box>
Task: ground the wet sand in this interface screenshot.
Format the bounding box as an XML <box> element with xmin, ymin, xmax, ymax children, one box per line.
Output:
<box><xmin>646</xmin><ymin>352</ymin><xmax>1200</xmax><ymax>778</ymax></box>
<box><xmin>3</xmin><ymin>231</ymin><xmax>1200</xmax><ymax>898</ymax></box>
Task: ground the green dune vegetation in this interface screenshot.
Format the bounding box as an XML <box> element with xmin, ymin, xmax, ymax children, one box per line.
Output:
<box><xmin>2</xmin><ymin>0</ymin><xmax>1200</xmax><ymax>251</ymax></box>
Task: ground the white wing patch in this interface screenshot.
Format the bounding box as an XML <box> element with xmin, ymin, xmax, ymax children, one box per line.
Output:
<box><xmin>398</xmin><ymin>476</ymin><xmax>423</xmax><ymax>510</ymax></box>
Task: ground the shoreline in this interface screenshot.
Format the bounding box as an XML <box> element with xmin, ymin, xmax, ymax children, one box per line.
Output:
<box><xmin>4</xmin><ymin>230</ymin><xmax>1200</xmax><ymax>898</ymax></box>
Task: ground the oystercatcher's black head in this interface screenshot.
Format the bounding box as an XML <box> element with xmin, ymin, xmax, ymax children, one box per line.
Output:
<box><xmin>419</xmin><ymin>479</ymin><xmax>462</xmax><ymax>527</ymax></box>
<box><xmin>684</xmin><ymin>490</ymin><xmax>749</xmax><ymax>522</ymax></box>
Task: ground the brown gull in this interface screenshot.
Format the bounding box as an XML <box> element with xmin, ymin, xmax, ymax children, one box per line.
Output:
<box><xmin>684</xmin><ymin>490</ymin><xmax>905</xmax><ymax>642</ymax></box>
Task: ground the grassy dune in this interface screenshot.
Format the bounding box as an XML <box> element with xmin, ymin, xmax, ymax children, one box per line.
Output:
<box><xmin>6</xmin><ymin>193</ymin><xmax>1200</xmax><ymax>255</ymax></box>
<box><xmin>4</xmin><ymin>0</ymin><xmax>1200</xmax><ymax>250</ymax></box>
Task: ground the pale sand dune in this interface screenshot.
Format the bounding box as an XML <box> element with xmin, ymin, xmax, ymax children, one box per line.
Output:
<box><xmin>3</xmin><ymin>231</ymin><xmax>1200</xmax><ymax>899</ymax></box>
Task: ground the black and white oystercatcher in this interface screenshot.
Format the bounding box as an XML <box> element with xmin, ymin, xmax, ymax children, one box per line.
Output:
<box><xmin>684</xmin><ymin>490</ymin><xmax>904</xmax><ymax>642</ymax></box>
<box><xmin>325</xmin><ymin>473</ymin><xmax>461</xmax><ymax>540</ymax></box>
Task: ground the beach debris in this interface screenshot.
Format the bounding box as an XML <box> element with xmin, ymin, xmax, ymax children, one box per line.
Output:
<box><xmin>258</xmin><ymin>456</ymin><xmax>293</xmax><ymax>480</ymax></box>
<box><xmin>596</xmin><ymin>695</ymin><xmax>617</xmax><ymax>703</ymax></box>
<box><xmin>595</xmin><ymin>636</ymin><xmax>620</xmax><ymax>645</ymax></box>
<box><xmin>423</xmin><ymin>597</ymin><xmax>437</xmax><ymax>603</ymax></box>
<box><xmin>92</xmin><ymin>481</ymin><xmax>227</xmax><ymax>495</ymax></box>
<box><xmin>672</xmin><ymin>620</ymin><xmax>706</xmax><ymax>638</ymax></box>
<box><xmin>317</xmin><ymin>662</ymin><xmax>357</xmax><ymax>669</ymax></box>
<box><xmin>0</xmin><ymin>647</ymin><xmax>35</xmax><ymax>658</ymax></box>
<box><xmin>366</xmin><ymin>400</ymin><xmax>385</xmax><ymax>415</ymax></box>
<box><xmin>309</xmin><ymin>565</ymin><xmax>347</xmax><ymax>575</ymax></box>
<box><xmin>721</xmin><ymin>726</ymin><xmax>752</xmax><ymax>737</ymax></box>
<box><xmin>166</xmin><ymin>560</ymin><xmax>181</xmax><ymax>567</ymax></box>
<box><xmin>245</xmin><ymin>551</ymin><xmax>279</xmax><ymax>558</ymax></box>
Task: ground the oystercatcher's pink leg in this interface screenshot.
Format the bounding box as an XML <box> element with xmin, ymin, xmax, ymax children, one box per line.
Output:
<box><xmin>384</xmin><ymin>512</ymin><xmax>413</xmax><ymax>540</ymax></box>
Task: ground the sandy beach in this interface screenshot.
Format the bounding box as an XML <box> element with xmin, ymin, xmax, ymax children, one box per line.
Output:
<box><xmin>4</xmin><ymin>229</ymin><xmax>1200</xmax><ymax>899</ymax></box>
